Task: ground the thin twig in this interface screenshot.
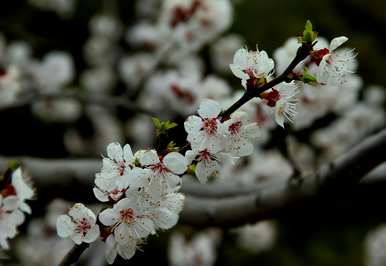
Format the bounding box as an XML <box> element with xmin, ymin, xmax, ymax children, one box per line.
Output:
<box><xmin>59</xmin><ymin>243</ymin><xmax>89</xmax><ymax>266</ymax></box>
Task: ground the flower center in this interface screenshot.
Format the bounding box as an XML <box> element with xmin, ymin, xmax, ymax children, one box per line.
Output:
<box><xmin>199</xmin><ymin>149</ymin><xmax>215</xmax><ymax>163</ymax></box>
<box><xmin>228</xmin><ymin>121</ymin><xmax>242</xmax><ymax>136</ymax></box>
<box><xmin>75</xmin><ymin>218</ymin><xmax>91</xmax><ymax>234</ymax></box>
<box><xmin>109</xmin><ymin>189</ymin><xmax>124</xmax><ymax>201</ymax></box>
<box><xmin>203</xmin><ymin>118</ymin><xmax>218</xmax><ymax>135</ymax></box>
<box><xmin>118</xmin><ymin>162</ymin><xmax>126</xmax><ymax>176</ymax></box>
<box><xmin>2</xmin><ymin>185</ymin><xmax>16</xmax><ymax>197</ymax></box>
<box><xmin>170</xmin><ymin>0</ymin><xmax>203</xmax><ymax>28</ymax></box>
<box><xmin>120</xmin><ymin>208</ymin><xmax>135</xmax><ymax>223</ymax></box>
<box><xmin>170</xmin><ymin>84</ymin><xmax>195</xmax><ymax>104</ymax></box>
<box><xmin>261</xmin><ymin>88</ymin><xmax>281</xmax><ymax>107</ymax></box>
<box><xmin>310</xmin><ymin>48</ymin><xmax>330</xmax><ymax>65</ymax></box>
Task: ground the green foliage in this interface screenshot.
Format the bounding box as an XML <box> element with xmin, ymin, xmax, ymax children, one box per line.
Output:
<box><xmin>152</xmin><ymin>117</ymin><xmax>178</xmax><ymax>137</ymax></box>
<box><xmin>301</xmin><ymin>68</ymin><xmax>318</xmax><ymax>84</ymax></box>
<box><xmin>301</xmin><ymin>20</ymin><xmax>318</xmax><ymax>44</ymax></box>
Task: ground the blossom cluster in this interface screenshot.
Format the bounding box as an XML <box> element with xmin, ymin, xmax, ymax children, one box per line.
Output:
<box><xmin>184</xmin><ymin>99</ymin><xmax>259</xmax><ymax>183</ymax></box>
<box><xmin>0</xmin><ymin>167</ymin><xmax>34</xmax><ymax>249</ymax></box>
<box><xmin>57</xmin><ymin>143</ymin><xmax>187</xmax><ymax>264</ymax></box>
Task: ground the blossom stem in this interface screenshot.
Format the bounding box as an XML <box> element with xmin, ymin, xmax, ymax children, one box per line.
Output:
<box><xmin>58</xmin><ymin>243</ymin><xmax>89</xmax><ymax>266</ymax></box>
<box><xmin>221</xmin><ymin>42</ymin><xmax>314</xmax><ymax>119</ymax></box>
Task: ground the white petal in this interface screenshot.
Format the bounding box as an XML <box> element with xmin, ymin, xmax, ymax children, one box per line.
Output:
<box><xmin>105</xmin><ymin>235</ymin><xmax>118</xmax><ymax>265</ymax></box>
<box><xmin>153</xmin><ymin>208</ymin><xmax>179</xmax><ymax>229</ymax></box>
<box><xmin>118</xmin><ymin>238</ymin><xmax>137</xmax><ymax>260</ymax></box>
<box><xmin>330</xmin><ymin>36</ymin><xmax>348</xmax><ymax>51</ymax></box>
<box><xmin>197</xmin><ymin>99</ymin><xmax>222</xmax><ymax>118</ymax></box>
<box><xmin>195</xmin><ymin>160</ymin><xmax>218</xmax><ymax>184</ymax></box>
<box><xmin>139</xmin><ymin>150</ymin><xmax>159</xmax><ymax>166</ymax></box>
<box><xmin>115</xmin><ymin>223</ymin><xmax>132</xmax><ymax>243</ymax></box>
<box><xmin>99</xmin><ymin>208</ymin><xmax>120</xmax><ymax>226</ymax></box>
<box><xmin>19</xmin><ymin>202</ymin><xmax>31</xmax><ymax>214</ymax></box>
<box><xmin>233</xmin><ymin>48</ymin><xmax>249</xmax><ymax>68</ymax></box>
<box><xmin>123</xmin><ymin>144</ymin><xmax>134</xmax><ymax>163</ymax></box>
<box><xmin>163</xmin><ymin>152</ymin><xmax>188</xmax><ymax>174</ymax></box>
<box><xmin>128</xmin><ymin>218</ymin><xmax>154</xmax><ymax>239</ymax></box>
<box><xmin>56</xmin><ymin>215</ymin><xmax>74</xmax><ymax>238</ymax></box>
<box><xmin>93</xmin><ymin>187</ymin><xmax>109</xmax><ymax>202</ymax></box>
<box><xmin>229</xmin><ymin>64</ymin><xmax>249</xmax><ymax>81</ymax></box>
<box><xmin>185</xmin><ymin>150</ymin><xmax>196</xmax><ymax>164</ymax></box>
<box><xmin>3</xmin><ymin>196</ymin><xmax>18</xmax><ymax>211</ymax></box>
<box><xmin>71</xmin><ymin>232</ymin><xmax>83</xmax><ymax>245</ymax></box>
<box><xmin>184</xmin><ymin>115</ymin><xmax>202</xmax><ymax>134</ymax></box>
<box><xmin>12</xmin><ymin>168</ymin><xmax>34</xmax><ymax>200</ymax></box>
<box><xmin>165</xmin><ymin>172</ymin><xmax>182</xmax><ymax>191</ymax></box>
<box><xmin>107</xmin><ymin>142</ymin><xmax>123</xmax><ymax>162</ymax></box>
<box><xmin>84</xmin><ymin>225</ymin><xmax>100</xmax><ymax>243</ymax></box>
<box><xmin>161</xmin><ymin>193</ymin><xmax>185</xmax><ymax>213</ymax></box>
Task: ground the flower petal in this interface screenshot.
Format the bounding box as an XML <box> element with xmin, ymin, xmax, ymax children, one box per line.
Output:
<box><xmin>197</xmin><ymin>99</ymin><xmax>222</xmax><ymax>118</ymax></box>
<box><xmin>163</xmin><ymin>152</ymin><xmax>188</xmax><ymax>175</ymax></box>
<box><xmin>139</xmin><ymin>150</ymin><xmax>159</xmax><ymax>166</ymax></box>
<box><xmin>330</xmin><ymin>36</ymin><xmax>348</xmax><ymax>51</ymax></box>
<box><xmin>83</xmin><ymin>225</ymin><xmax>100</xmax><ymax>243</ymax></box>
<box><xmin>56</xmin><ymin>215</ymin><xmax>74</xmax><ymax>238</ymax></box>
<box><xmin>107</xmin><ymin>142</ymin><xmax>123</xmax><ymax>162</ymax></box>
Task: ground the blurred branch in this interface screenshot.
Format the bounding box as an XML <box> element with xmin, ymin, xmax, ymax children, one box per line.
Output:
<box><xmin>59</xmin><ymin>243</ymin><xmax>89</xmax><ymax>266</ymax></box>
<box><xmin>0</xmin><ymin>129</ymin><xmax>385</xmax><ymax>228</ymax></box>
<box><xmin>0</xmin><ymin>91</ymin><xmax>155</xmax><ymax>115</ymax></box>
<box><xmin>180</xmin><ymin>128</ymin><xmax>386</xmax><ymax>227</ymax></box>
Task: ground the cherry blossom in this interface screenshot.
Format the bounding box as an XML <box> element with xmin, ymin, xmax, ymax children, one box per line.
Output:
<box><xmin>260</xmin><ymin>82</ymin><xmax>299</xmax><ymax>128</ymax></box>
<box><xmin>139</xmin><ymin>150</ymin><xmax>188</xmax><ymax>192</ymax></box>
<box><xmin>0</xmin><ymin>195</ymin><xmax>24</xmax><ymax>249</ymax></box>
<box><xmin>230</xmin><ymin>47</ymin><xmax>274</xmax><ymax>89</ymax></box>
<box><xmin>223</xmin><ymin>111</ymin><xmax>259</xmax><ymax>157</ymax></box>
<box><xmin>99</xmin><ymin>196</ymin><xmax>155</xmax><ymax>242</ymax></box>
<box><xmin>185</xmin><ymin>148</ymin><xmax>230</xmax><ymax>184</ymax></box>
<box><xmin>142</xmin><ymin>180</ymin><xmax>185</xmax><ymax>230</ymax></box>
<box><xmin>313</xmin><ymin>36</ymin><xmax>357</xmax><ymax>85</ymax></box>
<box><xmin>11</xmin><ymin>167</ymin><xmax>34</xmax><ymax>214</ymax></box>
<box><xmin>184</xmin><ymin>99</ymin><xmax>225</xmax><ymax>153</ymax></box>
<box><xmin>96</xmin><ymin>142</ymin><xmax>135</xmax><ymax>180</ymax></box>
<box><xmin>57</xmin><ymin>203</ymin><xmax>100</xmax><ymax>245</ymax></box>
<box><xmin>105</xmin><ymin>234</ymin><xmax>138</xmax><ymax>264</ymax></box>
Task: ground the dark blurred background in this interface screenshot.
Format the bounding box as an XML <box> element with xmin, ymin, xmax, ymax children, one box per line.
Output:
<box><xmin>1</xmin><ymin>0</ymin><xmax>386</xmax><ymax>265</ymax></box>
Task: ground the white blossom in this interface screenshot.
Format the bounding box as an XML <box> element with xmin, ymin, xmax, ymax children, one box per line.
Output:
<box><xmin>99</xmin><ymin>196</ymin><xmax>155</xmax><ymax>242</ymax></box>
<box><xmin>139</xmin><ymin>150</ymin><xmax>188</xmax><ymax>192</ymax></box>
<box><xmin>230</xmin><ymin>47</ymin><xmax>274</xmax><ymax>88</ymax></box>
<box><xmin>57</xmin><ymin>203</ymin><xmax>100</xmax><ymax>245</ymax></box>
<box><xmin>184</xmin><ymin>99</ymin><xmax>225</xmax><ymax>152</ymax></box>
<box><xmin>223</xmin><ymin>111</ymin><xmax>259</xmax><ymax>157</ymax></box>
<box><xmin>315</xmin><ymin>36</ymin><xmax>357</xmax><ymax>85</ymax></box>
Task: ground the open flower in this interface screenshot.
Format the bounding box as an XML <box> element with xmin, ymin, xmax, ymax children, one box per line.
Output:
<box><xmin>143</xmin><ymin>180</ymin><xmax>185</xmax><ymax>230</ymax></box>
<box><xmin>11</xmin><ymin>167</ymin><xmax>34</xmax><ymax>214</ymax></box>
<box><xmin>230</xmin><ymin>47</ymin><xmax>274</xmax><ymax>88</ymax></box>
<box><xmin>313</xmin><ymin>36</ymin><xmax>357</xmax><ymax>85</ymax></box>
<box><xmin>0</xmin><ymin>195</ymin><xmax>24</xmax><ymax>249</ymax></box>
<box><xmin>223</xmin><ymin>111</ymin><xmax>259</xmax><ymax>157</ymax></box>
<box><xmin>260</xmin><ymin>82</ymin><xmax>299</xmax><ymax>128</ymax></box>
<box><xmin>57</xmin><ymin>203</ymin><xmax>100</xmax><ymax>245</ymax></box>
<box><xmin>99</xmin><ymin>196</ymin><xmax>154</xmax><ymax>243</ymax></box>
<box><xmin>105</xmin><ymin>234</ymin><xmax>138</xmax><ymax>264</ymax></box>
<box><xmin>139</xmin><ymin>150</ymin><xmax>188</xmax><ymax>192</ymax></box>
<box><xmin>186</xmin><ymin>148</ymin><xmax>230</xmax><ymax>184</ymax></box>
<box><xmin>94</xmin><ymin>167</ymin><xmax>151</xmax><ymax>202</ymax></box>
<box><xmin>184</xmin><ymin>99</ymin><xmax>225</xmax><ymax>152</ymax></box>
<box><xmin>97</xmin><ymin>142</ymin><xmax>135</xmax><ymax>179</ymax></box>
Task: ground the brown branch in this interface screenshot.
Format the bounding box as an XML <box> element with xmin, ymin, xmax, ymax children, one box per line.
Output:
<box><xmin>180</xmin><ymin>128</ymin><xmax>386</xmax><ymax>227</ymax></box>
<box><xmin>221</xmin><ymin>42</ymin><xmax>314</xmax><ymax>119</ymax></box>
<box><xmin>58</xmin><ymin>243</ymin><xmax>89</xmax><ymax>266</ymax></box>
<box><xmin>0</xmin><ymin>91</ymin><xmax>155</xmax><ymax>115</ymax></box>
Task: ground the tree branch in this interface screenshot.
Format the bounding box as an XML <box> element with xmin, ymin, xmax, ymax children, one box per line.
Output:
<box><xmin>180</xmin><ymin>128</ymin><xmax>386</xmax><ymax>227</ymax></box>
<box><xmin>58</xmin><ymin>243</ymin><xmax>89</xmax><ymax>266</ymax></box>
<box><xmin>221</xmin><ymin>42</ymin><xmax>314</xmax><ymax>119</ymax></box>
<box><xmin>0</xmin><ymin>91</ymin><xmax>155</xmax><ymax>115</ymax></box>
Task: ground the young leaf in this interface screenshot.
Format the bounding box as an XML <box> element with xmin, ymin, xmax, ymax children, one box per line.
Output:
<box><xmin>152</xmin><ymin>117</ymin><xmax>178</xmax><ymax>137</ymax></box>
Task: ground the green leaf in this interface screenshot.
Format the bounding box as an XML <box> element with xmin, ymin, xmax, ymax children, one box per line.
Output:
<box><xmin>302</xmin><ymin>20</ymin><xmax>318</xmax><ymax>44</ymax></box>
<box><xmin>152</xmin><ymin>117</ymin><xmax>178</xmax><ymax>137</ymax></box>
<box><xmin>302</xmin><ymin>68</ymin><xmax>318</xmax><ymax>84</ymax></box>
<box><xmin>167</xmin><ymin>141</ymin><xmax>180</xmax><ymax>152</ymax></box>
